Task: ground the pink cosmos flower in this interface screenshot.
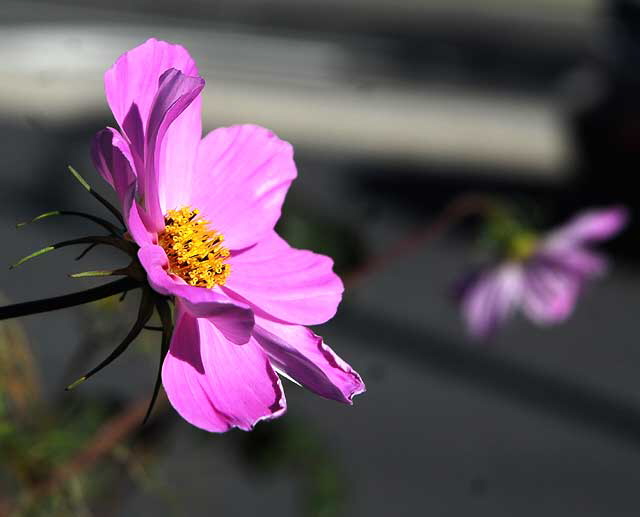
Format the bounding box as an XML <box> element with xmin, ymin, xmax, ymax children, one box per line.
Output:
<box><xmin>458</xmin><ymin>206</ymin><xmax>628</xmax><ymax>338</ymax></box>
<box><xmin>91</xmin><ymin>39</ymin><xmax>365</xmax><ymax>431</ymax></box>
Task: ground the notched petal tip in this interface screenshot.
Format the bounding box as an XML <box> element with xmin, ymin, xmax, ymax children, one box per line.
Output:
<box><xmin>253</xmin><ymin>318</ymin><xmax>365</xmax><ymax>405</ymax></box>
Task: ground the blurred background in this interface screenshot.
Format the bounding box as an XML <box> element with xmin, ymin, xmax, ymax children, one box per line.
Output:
<box><xmin>2</xmin><ymin>0</ymin><xmax>640</xmax><ymax>515</ymax></box>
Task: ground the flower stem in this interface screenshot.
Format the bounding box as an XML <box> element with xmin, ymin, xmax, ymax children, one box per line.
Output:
<box><xmin>0</xmin><ymin>278</ymin><xmax>140</xmax><ymax>321</ymax></box>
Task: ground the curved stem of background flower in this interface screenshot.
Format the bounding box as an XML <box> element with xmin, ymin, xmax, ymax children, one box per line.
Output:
<box><xmin>343</xmin><ymin>193</ymin><xmax>500</xmax><ymax>290</ymax></box>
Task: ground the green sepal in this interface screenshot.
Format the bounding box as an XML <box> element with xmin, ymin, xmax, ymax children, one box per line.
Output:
<box><xmin>143</xmin><ymin>297</ymin><xmax>173</xmax><ymax>424</ymax></box>
<box><xmin>67</xmin><ymin>165</ymin><xmax>125</xmax><ymax>226</ymax></box>
<box><xmin>69</xmin><ymin>269</ymin><xmax>126</xmax><ymax>279</ymax></box>
<box><xmin>10</xmin><ymin>246</ymin><xmax>55</xmax><ymax>269</ymax></box>
<box><xmin>17</xmin><ymin>209</ymin><xmax>122</xmax><ymax>236</ymax></box>
<box><xmin>66</xmin><ymin>288</ymin><xmax>154</xmax><ymax>390</ymax></box>
<box><xmin>10</xmin><ymin>236</ymin><xmax>138</xmax><ymax>270</ymax></box>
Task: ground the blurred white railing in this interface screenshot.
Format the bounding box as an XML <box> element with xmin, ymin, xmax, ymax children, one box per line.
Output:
<box><xmin>0</xmin><ymin>3</ymin><xmax>581</xmax><ymax>181</ymax></box>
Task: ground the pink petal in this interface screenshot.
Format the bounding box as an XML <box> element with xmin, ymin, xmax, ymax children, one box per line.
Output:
<box><xmin>223</xmin><ymin>232</ymin><xmax>343</xmax><ymax>325</ymax></box>
<box><xmin>122</xmin><ymin>190</ymin><xmax>155</xmax><ymax>247</ymax></box>
<box><xmin>138</xmin><ymin>245</ymin><xmax>254</xmax><ymax>344</ymax></box>
<box><xmin>162</xmin><ymin>306</ymin><xmax>286</xmax><ymax>432</ymax></box>
<box><xmin>104</xmin><ymin>39</ymin><xmax>204</xmax><ymax>232</ymax></box>
<box><xmin>188</xmin><ymin>125</ymin><xmax>296</xmax><ymax>250</ymax></box>
<box><xmin>141</xmin><ymin>68</ymin><xmax>204</xmax><ymax>231</ymax></box>
<box><xmin>521</xmin><ymin>260</ymin><xmax>582</xmax><ymax>324</ymax></box>
<box><xmin>161</xmin><ymin>308</ymin><xmax>230</xmax><ymax>432</ymax></box>
<box><xmin>91</xmin><ymin>127</ymin><xmax>135</xmax><ymax>204</ymax></box>
<box><xmin>540</xmin><ymin>247</ymin><xmax>608</xmax><ymax>278</ymax></box>
<box><xmin>105</xmin><ymin>38</ymin><xmax>199</xmax><ymax>135</ymax></box>
<box><xmin>544</xmin><ymin>206</ymin><xmax>628</xmax><ymax>249</ymax></box>
<box><xmin>460</xmin><ymin>264</ymin><xmax>524</xmax><ymax>338</ymax></box>
<box><xmin>91</xmin><ymin>128</ymin><xmax>153</xmax><ymax>247</ymax></box>
<box><xmin>253</xmin><ymin>316</ymin><xmax>365</xmax><ymax>404</ymax></box>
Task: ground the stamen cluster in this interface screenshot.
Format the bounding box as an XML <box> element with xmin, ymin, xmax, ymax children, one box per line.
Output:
<box><xmin>158</xmin><ymin>207</ymin><xmax>230</xmax><ymax>288</ymax></box>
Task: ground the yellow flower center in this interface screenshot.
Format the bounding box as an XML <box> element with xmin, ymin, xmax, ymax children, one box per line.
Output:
<box><xmin>158</xmin><ymin>207</ymin><xmax>231</xmax><ymax>288</ymax></box>
<box><xmin>507</xmin><ymin>232</ymin><xmax>538</xmax><ymax>261</ymax></box>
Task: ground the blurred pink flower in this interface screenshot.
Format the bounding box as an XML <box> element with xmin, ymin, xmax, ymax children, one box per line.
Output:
<box><xmin>458</xmin><ymin>207</ymin><xmax>628</xmax><ymax>338</ymax></box>
<box><xmin>92</xmin><ymin>39</ymin><xmax>364</xmax><ymax>432</ymax></box>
